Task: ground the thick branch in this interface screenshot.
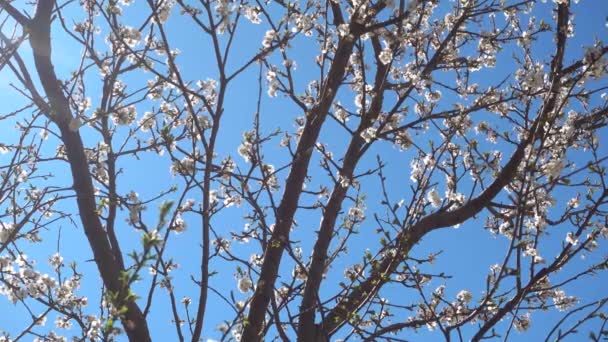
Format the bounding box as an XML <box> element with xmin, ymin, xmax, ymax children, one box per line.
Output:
<box><xmin>318</xmin><ymin>0</ymin><xmax>570</xmax><ymax>334</ymax></box>
<box><xmin>241</xmin><ymin>24</ymin><xmax>363</xmax><ymax>341</ymax></box>
<box><xmin>27</xmin><ymin>1</ymin><xmax>150</xmax><ymax>341</ymax></box>
<box><xmin>0</xmin><ymin>0</ymin><xmax>31</xmax><ymax>27</ymax></box>
<box><xmin>297</xmin><ymin>37</ymin><xmax>390</xmax><ymax>341</ymax></box>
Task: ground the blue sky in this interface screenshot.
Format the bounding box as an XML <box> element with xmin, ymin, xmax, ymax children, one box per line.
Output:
<box><xmin>1</xmin><ymin>0</ymin><xmax>608</xmax><ymax>341</ymax></box>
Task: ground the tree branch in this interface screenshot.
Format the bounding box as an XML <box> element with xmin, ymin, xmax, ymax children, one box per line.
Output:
<box><xmin>27</xmin><ymin>1</ymin><xmax>151</xmax><ymax>340</ymax></box>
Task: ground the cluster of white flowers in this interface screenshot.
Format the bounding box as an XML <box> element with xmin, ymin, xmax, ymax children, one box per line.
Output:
<box><xmin>147</xmin><ymin>78</ymin><xmax>166</xmax><ymax>100</ymax></box>
<box><xmin>92</xmin><ymin>161</ymin><xmax>108</xmax><ymax>183</ymax></box>
<box><xmin>522</xmin><ymin>243</ymin><xmax>545</xmax><ymax>264</ymax></box>
<box><xmin>181</xmin><ymin>296</ymin><xmax>192</xmax><ymax>306</ymax></box>
<box><xmin>583</xmin><ymin>44</ymin><xmax>608</xmax><ymax>79</ymax></box>
<box><xmin>259</xmin><ymin>164</ymin><xmax>278</xmax><ymax>190</ymax></box>
<box><xmin>231</xmin><ymin>324</ymin><xmax>244</xmax><ymax>341</ymax></box>
<box><xmin>359</xmin><ymin>126</ymin><xmax>377</xmax><ymax>143</ymax></box>
<box><xmin>209</xmin><ymin>189</ymin><xmax>218</xmax><ymax>205</ymax></box>
<box><xmin>565</xmin><ymin>232</ymin><xmax>579</xmax><ymax>246</ymax></box>
<box><xmin>410</xmin><ymin>155</ymin><xmax>434</xmax><ymax>184</ymax></box>
<box><xmin>415</xmin><ymin>101</ymin><xmax>431</xmax><ymax>117</ymax></box>
<box><xmin>241</xmin><ymin>5</ymin><xmax>261</xmax><ymax>24</ymax></box>
<box><xmin>524</xmin><ymin>213</ymin><xmax>547</xmax><ymax>232</ymax></box>
<box><xmin>291</xmin><ymin>12</ymin><xmax>315</xmax><ymax>36</ymax></box>
<box><xmin>567</xmin><ymin>196</ymin><xmax>580</xmax><ymax>209</ymax></box>
<box><xmin>410</xmin><ymin>158</ymin><xmax>425</xmax><ymax>183</ymax></box>
<box><xmin>220</xmin><ymin>156</ymin><xmax>236</xmax><ymax>180</ymax></box>
<box><xmin>514</xmin><ymin>312</ymin><xmax>532</xmax><ymax>332</ymax></box>
<box><xmin>33</xmin><ymin>332</ymin><xmax>67</xmax><ymax>342</ymax></box>
<box><xmin>0</xmin><ymin>222</ymin><xmax>15</xmax><ymax>244</ymax></box>
<box><xmin>425</xmin><ymin>90</ymin><xmax>442</xmax><ymax>103</ymax></box>
<box><xmin>337</xmin><ymin>24</ymin><xmax>350</xmax><ymax>38</ymax></box>
<box><xmin>138</xmin><ymin>111</ymin><xmax>156</xmax><ymax>132</ymax></box>
<box><xmin>541</xmin><ymin>156</ymin><xmax>564</xmax><ymax>179</ymax></box>
<box><xmin>1</xmin><ymin>267</ymin><xmax>51</xmax><ymax>303</ymax></box>
<box><xmin>76</xmin><ymin>95</ymin><xmax>92</xmax><ymax>114</ymax></box>
<box><xmin>153</xmin><ymin>0</ymin><xmax>175</xmax><ymax>24</ymax></box>
<box><xmin>266</xmin><ymin>69</ymin><xmax>279</xmax><ymax>97</ymax></box>
<box><xmin>55</xmin><ymin>316</ymin><xmax>71</xmax><ymax>329</ymax></box>
<box><xmin>354</xmin><ymin>93</ymin><xmax>370</xmax><ymax>110</ymax></box>
<box><xmin>334</xmin><ymin>103</ymin><xmax>349</xmax><ymax>123</ymax></box>
<box><xmin>443</xmin><ymin>114</ymin><xmax>472</xmax><ymax>136</ymax></box>
<box><xmin>171</xmin><ymin>156</ymin><xmax>196</xmax><ymax>176</ymax></box>
<box><xmin>73</xmin><ymin>19</ymin><xmax>97</xmax><ymax>34</ymax></box>
<box><xmin>237</xmin><ymin>276</ymin><xmax>253</xmax><ymax>293</ymax></box>
<box><xmin>427</xmin><ymin>188</ymin><xmax>442</xmax><ymax>208</ymax></box>
<box><xmin>249</xmin><ymin>253</ymin><xmax>263</xmax><ymax>267</ymax></box>
<box><xmin>213</xmin><ymin>237</ymin><xmax>231</xmax><ymax>252</ymax></box>
<box><xmin>6</xmin><ymin>164</ymin><xmax>29</xmax><ymax>183</ymax></box>
<box><xmin>85</xmin><ymin>315</ymin><xmax>103</xmax><ymax>340</ymax></box>
<box><xmin>197</xmin><ymin>78</ymin><xmax>218</xmax><ymax>105</ymax></box>
<box><xmin>395</xmin><ymin>129</ymin><xmax>413</xmax><ymax>150</ymax></box>
<box><xmin>515</xmin><ymin>63</ymin><xmax>546</xmax><ymax>92</ymax></box>
<box><xmin>112</xmin><ymin>26</ymin><xmax>142</xmax><ymax>49</ymax></box>
<box><xmin>414</xmin><ymin>303</ymin><xmax>439</xmax><ymax>331</ymax></box>
<box><xmin>378</xmin><ymin>48</ymin><xmax>393</xmax><ymax>65</ymax></box>
<box><xmin>456</xmin><ymin>290</ymin><xmax>472</xmax><ymax>304</ymax></box>
<box><xmin>477</xmin><ymin>34</ymin><xmax>498</xmax><ymax>68</ymax></box>
<box><xmin>292</xmin><ymin>264</ymin><xmax>308</xmax><ymax>281</ymax></box>
<box><xmin>55</xmin><ymin>276</ymin><xmax>87</xmax><ymax>308</ymax></box>
<box><xmin>179</xmin><ymin>199</ymin><xmax>196</xmax><ymax>212</ymax></box>
<box><xmin>49</xmin><ymin>253</ymin><xmax>63</xmax><ymax>271</ymax></box>
<box><xmin>274</xmin><ymin>286</ymin><xmax>290</xmax><ymax>306</ymax></box>
<box><xmin>112</xmin><ymin>105</ymin><xmax>137</xmax><ymax>126</ymax></box>
<box><xmin>552</xmin><ymin>289</ymin><xmax>577</xmax><ymax>311</ymax></box>
<box><xmin>159</xmin><ymin>101</ymin><xmax>179</xmax><ymax>121</ymax></box>
<box><xmin>0</xmin><ymin>255</ymin><xmax>87</xmax><ymax>313</ymax></box>
<box><xmin>222</xmin><ymin>187</ymin><xmax>242</xmax><ymax>207</ymax></box>
<box><xmin>262</xmin><ymin>30</ymin><xmax>276</xmax><ymax>48</ymax></box>
<box><xmin>214</xmin><ymin>0</ymin><xmax>234</xmax><ymax>33</ymax></box>
<box><xmin>170</xmin><ymin>214</ymin><xmax>187</xmax><ymax>233</ymax></box>
<box><xmin>127</xmin><ymin>191</ymin><xmax>144</xmax><ymax>225</ymax></box>
<box><xmin>474</xmin><ymin>121</ymin><xmax>499</xmax><ymax>144</ymax></box>
<box><xmin>347</xmin><ymin>206</ymin><xmax>365</xmax><ymax>222</ymax></box>
<box><xmin>106</xmin><ymin>2</ymin><xmax>124</xmax><ymax>15</ymax></box>
<box><xmin>238</xmin><ymin>130</ymin><xmax>257</xmax><ymax>162</ymax></box>
<box><xmin>0</xmin><ymin>143</ymin><xmax>10</xmax><ymax>154</ymax></box>
<box><xmin>343</xmin><ymin>263</ymin><xmax>365</xmax><ymax>281</ymax></box>
<box><xmin>497</xmin><ymin>221</ymin><xmax>513</xmax><ymax>239</ymax></box>
<box><xmin>445</xmin><ymin>190</ymin><xmax>466</xmax><ymax>211</ymax></box>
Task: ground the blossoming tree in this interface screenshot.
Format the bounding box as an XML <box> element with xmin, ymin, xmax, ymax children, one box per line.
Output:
<box><xmin>0</xmin><ymin>0</ymin><xmax>607</xmax><ymax>340</ymax></box>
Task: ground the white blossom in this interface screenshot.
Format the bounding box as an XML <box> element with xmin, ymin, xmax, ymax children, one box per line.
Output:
<box><xmin>237</xmin><ymin>277</ymin><xmax>253</xmax><ymax>293</ymax></box>
<box><xmin>262</xmin><ymin>30</ymin><xmax>276</xmax><ymax>48</ymax></box>
<box><xmin>427</xmin><ymin>188</ymin><xmax>442</xmax><ymax>208</ymax></box>
<box><xmin>112</xmin><ymin>105</ymin><xmax>137</xmax><ymax>126</ymax></box>
<box><xmin>0</xmin><ymin>222</ymin><xmax>14</xmax><ymax>243</ymax></box>
<box><xmin>542</xmin><ymin>158</ymin><xmax>564</xmax><ymax>179</ymax></box>
<box><xmin>514</xmin><ymin>313</ymin><xmax>531</xmax><ymax>332</ymax></box>
<box><xmin>565</xmin><ymin>232</ymin><xmax>579</xmax><ymax>246</ymax></box>
<box><xmin>378</xmin><ymin>48</ymin><xmax>393</xmax><ymax>65</ymax></box>
<box><xmin>171</xmin><ymin>214</ymin><xmax>187</xmax><ymax>233</ymax></box>
<box><xmin>456</xmin><ymin>290</ymin><xmax>472</xmax><ymax>304</ymax></box>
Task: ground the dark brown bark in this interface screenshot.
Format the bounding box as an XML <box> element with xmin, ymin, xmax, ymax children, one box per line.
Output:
<box><xmin>241</xmin><ymin>25</ymin><xmax>362</xmax><ymax>341</ymax></box>
<box><xmin>315</xmin><ymin>1</ymin><xmax>571</xmax><ymax>337</ymax></box>
<box><xmin>297</xmin><ymin>41</ymin><xmax>390</xmax><ymax>341</ymax></box>
<box><xmin>471</xmin><ymin>2</ymin><xmax>570</xmax><ymax>339</ymax></box>
<box><xmin>27</xmin><ymin>1</ymin><xmax>151</xmax><ymax>340</ymax></box>
<box><xmin>297</xmin><ymin>13</ymin><xmax>469</xmax><ymax>339</ymax></box>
